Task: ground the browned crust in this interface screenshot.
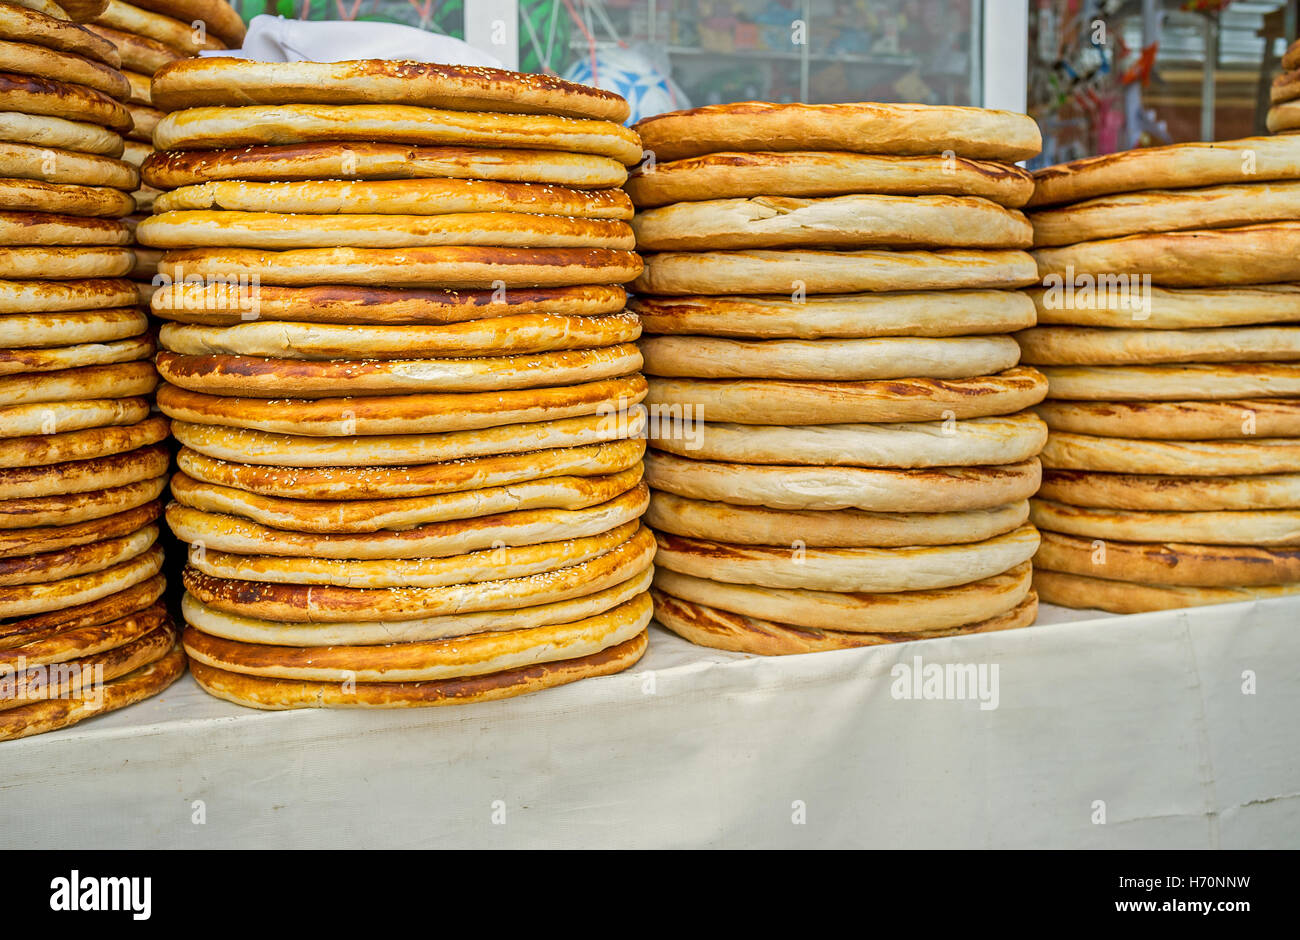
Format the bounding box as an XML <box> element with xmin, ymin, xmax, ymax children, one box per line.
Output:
<box><xmin>0</xmin><ymin>619</ymin><xmax>173</xmax><ymax>708</ymax></box>
<box><xmin>0</xmin><ymin>603</ymin><xmax>165</xmax><ymax>669</ymax></box>
<box><xmin>1039</xmin><ymin>468</ymin><xmax>1300</xmax><ymax>511</ymax></box>
<box><xmin>1035</xmin><ymin>529</ymin><xmax>1300</xmax><ymax>587</ymax></box>
<box><xmin>0</xmin><ymin>38</ymin><xmax>130</xmax><ymax>100</ymax></box>
<box><xmin>0</xmin><ymin>500</ymin><xmax>160</xmax><ymax>559</ymax></box>
<box><xmin>1032</xmin><ymin>567</ymin><xmax>1300</xmax><ymax>613</ymax></box>
<box><xmin>0</xmin><ymin>571</ymin><xmax>162</xmax><ymax>648</ymax></box>
<box><xmin>0</xmin><ymin>70</ymin><xmax>131</xmax><ymax>132</ymax></box>
<box><xmin>83</xmin><ymin>22</ymin><xmax>180</xmax><ymax>74</ymax></box>
<box><xmin>119</xmin><ymin>0</ymin><xmax>245</xmax><ymax>47</ymax></box>
<box><xmin>188</xmin><ymin>632</ymin><xmax>645</xmax><ymax>710</ymax></box>
<box><xmin>0</xmin><ymin>521</ymin><xmax>156</xmax><ymax>585</ymax></box>
<box><xmin>0</xmin><ymin>276</ymin><xmax>138</xmax><ymax>313</ymax></box>
<box><xmin>1036</xmin><ymin>399</ymin><xmax>1300</xmax><ymax>440</ymax></box>
<box><xmin>0</xmin><ymin>4</ymin><xmax>120</xmax><ymax>67</ymax></box>
<box><xmin>0</xmin><ymin>444</ymin><xmax>167</xmax><ymax>500</ymax></box>
<box><xmin>0</xmin><ymin>416</ymin><xmax>169</xmax><ymax>469</ymax></box>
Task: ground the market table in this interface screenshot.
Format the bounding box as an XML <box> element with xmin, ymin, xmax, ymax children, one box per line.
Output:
<box><xmin>2</xmin><ymin>599</ymin><xmax>1296</xmax><ymax>849</ymax></box>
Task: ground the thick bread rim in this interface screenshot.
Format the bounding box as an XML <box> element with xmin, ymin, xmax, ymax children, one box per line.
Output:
<box><xmin>0</xmin><ymin>416</ymin><xmax>168</xmax><ymax>469</ymax></box>
<box><xmin>0</xmin><ymin>543</ymin><xmax>161</xmax><ymax>617</ymax></box>
<box><xmin>1041</xmin><ymin>430</ymin><xmax>1300</xmax><ymax>476</ymax></box>
<box><xmin>0</xmin><ymin>275</ymin><xmax>138</xmax><ymax>313</ymax></box>
<box><xmin>0</xmin><ymin>400</ymin><xmax>151</xmax><ymax>439</ymax></box>
<box><xmin>0</xmin><ymin>245</ymin><xmax>132</xmax><ymax>279</ymax></box>
<box><xmin>1039</xmin><ymin>468</ymin><xmax>1300</xmax><ymax>511</ymax></box>
<box><xmin>0</xmin><ymin>444</ymin><xmax>168</xmax><ymax>500</ymax></box>
<box><xmin>0</xmin><ymin>210</ymin><xmax>131</xmax><ymax>246</ymax></box>
<box><xmin>1039</xmin><ymin>363</ymin><xmax>1300</xmax><ymax>401</ymax></box>
<box><xmin>0</xmin><ymin>309</ymin><xmax>148</xmax><ymax>350</ymax></box>
<box><xmin>0</xmin><ymin>39</ymin><xmax>131</xmax><ymax>99</ymax></box>
<box><xmin>0</xmin><ymin>523</ymin><xmax>156</xmax><ymax>587</ymax></box>
<box><xmin>0</xmin><ymin>601</ymin><xmax>165</xmax><ymax>667</ymax></box>
<box><xmin>0</xmin><ymin>3</ymin><xmax>119</xmax><ymax>66</ymax></box>
<box><xmin>1035</xmin><ymin>529</ymin><xmax>1300</xmax><ymax>587</ymax></box>
<box><xmin>95</xmin><ymin>0</ymin><xmax>228</xmax><ymax>55</ymax></box>
<box><xmin>150</xmin><ymin>58</ymin><xmax>629</xmax><ymax>122</ymax></box>
<box><xmin>0</xmin><ymin>334</ymin><xmax>152</xmax><ymax>375</ymax></box>
<box><xmin>1032</xmin><ymin>567</ymin><xmax>1300</xmax><ymax>614</ymax></box>
<box><xmin>0</xmin><ymin>474</ymin><xmax>165</xmax><ymax>530</ymax></box>
<box><xmin>0</xmin><ymin>141</ymin><xmax>136</xmax><ymax>188</ymax></box>
<box><xmin>1017</xmin><ymin>325</ymin><xmax>1300</xmax><ymax>365</ymax></box>
<box><xmin>1035</xmin><ymin>398</ymin><xmax>1300</xmax><ymax>441</ymax></box>
<box><xmin>0</xmin><ymin>501</ymin><xmax>159</xmax><ymax>560</ymax></box>
<box><xmin>1030</xmin><ymin>497</ymin><xmax>1300</xmax><ymax>547</ymax></box>
<box><xmin>1028</xmin><ymin>283</ymin><xmax>1300</xmax><ymax>330</ymax></box>
<box><xmin>0</xmin><ymin>571</ymin><xmax>162</xmax><ymax>649</ymax></box>
<box><xmin>0</xmin><ymin>110</ymin><xmax>123</xmax><ymax>156</ymax></box>
<box><xmin>120</xmin><ymin>0</ymin><xmax>245</xmax><ymax>46</ymax></box>
<box><xmin>0</xmin><ymin>71</ymin><xmax>132</xmax><ymax>132</ymax></box>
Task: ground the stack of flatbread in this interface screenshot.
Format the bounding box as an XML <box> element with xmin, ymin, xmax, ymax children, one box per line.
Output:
<box><xmin>1022</xmin><ymin>135</ymin><xmax>1300</xmax><ymax>612</ymax></box>
<box><xmin>625</xmin><ymin>102</ymin><xmax>1050</xmax><ymax>654</ymax></box>
<box><xmin>0</xmin><ymin>0</ymin><xmax>182</xmax><ymax>741</ymax></box>
<box><xmin>1268</xmin><ymin>38</ymin><xmax>1300</xmax><ymax>135</ymax></box>
<box><xmin>84</xmin><ymin>0</ymin><xmax>244</xmax><ymax>295</ymax></box>
<box><xmin>138</xmin><ymin>58</ymin><xmax>654</xmax><ymax>708</ymax></box>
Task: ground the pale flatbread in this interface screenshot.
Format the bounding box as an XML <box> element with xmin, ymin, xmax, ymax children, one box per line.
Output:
<box><xmin>633</xmin><ymin>194</ymin><xmax>1033</xmax><ymax>251</ymax></box>
<box><xmin>1036</xmin><ymin>399</ymin><xmax>1300</xmax><ymax>440</ymax></box>
<box><xmin>155</xmin><ymin>246</ymin><xmax>643</xmax><ymax>289</ymax></box>
<box><xmin>1033</xmin><ymin>568</ymin><xmax>1300</xmax><ymax>614</ymax></box>
<box><xmin>0</xmin><ymin>140</ymin><xmax>137</xmax><ymax>188</ymax></box>
<box><xmin>141</xmin><ymin>142</ymin><xmax>629</xmax><ymax>190</ymax></box>
<box><xmin>640</xmin><ymin>334</ymin><xmax>1021</xmax><ymax>380</ymax></box>
<box><xmin>0</xmin><ymin>110</ymin><xmax>123</xmax><ymax>156</ymax></box>
<box><xmin>0</xmin><ymin>443</ymin><xmax>167</xmax><ymax>499</ymax></box>
<box><xmin>651</xmin><ymin>412</ymin><xmax>1047</xmax><ymax>468</ymax></box>
<box><xmin>1039</xmin><ymin>363</ymin><xmax>1300</xmax><ymax>401</ymax></box>
<box><xmin>0</xmin><ymin>335</ymin><xmax>151</xmax><ymax>375</ymax></box>
<box><xmin>154</xmin><ymin>105</ymin><xmax>644</xmax><ymax>165</ymax></box>
<box><xmin>0</xmin><ymin>178</ymin><xmax>135</xmax><ymax>217</ymax></box>
<box><xmin>1041</xmin><ymin>430</ymin><xmax>1300</xmax><ymax>476</ymax></box>
<box><xmin>645</xmin><ymin>450</ymin><xmax>1042</xmax><ymax>512</ymax></box>
<box><xmin>0</xmin><ymin>307</ymin><xmax>145</xmax><ymax>347</ymax></box>
<box><xmin>156</xmin><ymin>345</ymin><xmax>642</xmax><ymax>398</ymax></box>
<box><xmin>1029</xmin><ymin>283</ymin><xmax>1300</xmax><ymax>330</ymax></box>
<box><xmin>153</xmin><ymin>178</ymin><xmax>634</xmax><ymax>219</ymax></box>
<box><xmin>1017</xmin><ymin>325</ymin><xmax>1300</xmax><ymax>365</ymax></box>
<box><xmin>1039</xmin><ymin>468</ymin><xmax>1300</xmax><ymax>511</ymax></box>
<box><xmin>138</xmin><ymin>210</ymin><xmax>636</xmax><ymax>251</ymax></box>
<box><xmin>171</xmin><ymin>409</ymin><xmax>645</xmax><ymax>468</ymax></box>
<box><xmin>645</xmin><ymin>367</ymin><xmax>1048</xmax><ymax>425</ymax></box>
<box><xmin>156</xmin><ymin>375</ymin><xmax>647</xmax><ymax>437</ymax></box>
<box><xmin>0</xmin><ymin>415</ymin><xmax>168</xmax><ymax>468</ymax></box>
<box><xmin>1027</xmin><ymin>135</ymin><xmax>1300</xmax><ymax>207</ymax></box>
<box><xmin>625</xmin><ymin>150</ymin><xmax>1035</xmax><ymax>208</ymax></box>
<box><xmin>653</xmin><ymin>561</ymin><xmax>1033</xmax><ymax>633</ymax></box>
<box><xmin>631</xmin><ymin>290</ymin><xmax>1036</xmax><ymax>338</ymax></box>
<box><xmin>0</xmin><ymin>4</ymin><xmax>120</xmax><ymax>67</ymax></box>
<box><xmin>634</xmin><ymin>248</ymin><xmax>1037</xmax><ymax>295</ymax></box>
<box><xmin>0</xmin><ymin>398</ymin><xmax>149</xmax><ymax>437</ymax></box>
<box><xmin>1031</xmin><ymin>498</ymin><xmax>1300</xmax><ymax>547</ymax></box>
<box><xmin>1029</xmin><ymin>180</ymin><xmax>1300</xmax><ymax>247</ymax></box>
<box><xmin>0</xmin><ymin>211</ymin><xmax>129</xmax><ymax>246</ymax></box>
<box><xmin>151</xmin><ymin>58</ymin><xmax>629</xmax><ymax>122</ymax></box>
<box><xmin>0</xmin><ymin>38</ymin><xmax>130</xmax><ymax>98</ymax></box>
<box><xmin>633</xmin><ymin>101</ymin><xmax>1040</xmax><ymax>163</ymax></box>
<box><xmin>0</xmin><ymin>245</ymin><xmax>132</xmax><ymax>279</ymax></box>
<box><xmin>0</xmin><ymin>71</ymin><xmax>131</xmax><ymax>131</ymax></box>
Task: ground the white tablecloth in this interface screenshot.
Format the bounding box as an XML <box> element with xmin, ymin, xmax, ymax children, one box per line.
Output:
<box><xmin>2</xmin><ymin>600</ymin><xmax>1297</xmax><ymax>848</ymax></box>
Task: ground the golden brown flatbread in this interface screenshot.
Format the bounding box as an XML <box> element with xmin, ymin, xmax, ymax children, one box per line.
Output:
<box><xmin>0</xmin><ymin>3</ymin><xmax>120</xmax><ymax>67</ymax></box>
<box><xmin>1041</xmin><ymin>430</ymin><xmax>1300</xmax><ymax>476</ymax></box>
<box><xmin>0</xmin><ymin>570</ymin><xmax>161</xmax><ymax>648</ymax></box>
<box><xmin>0</xmin><ymin>416</ymin><xmax>168</xmax><ymax>468</ymax></box>
<box><xmin>0</xmin><ymin>109</ymin><xmax>123</xmax><ymax>156</ymax></box>
<box><xmin>94</xmin><ymin>0</ymin><xmax>227</xmax><ymax>55</ymax></box>
<box><xmin>0</xmin><ymin>276</ymin><xmax>138</xmax><ymax>313</ymax></box>
<box><xmin>0</xmin><ymin>38</ymin><xmax>130</xmax><ymax>98</ymax></box>
<box><xmin>0</xmin><ymin>71</ymin><xmax>131</xmax><ymax>131</ymax></box>
<box><xmin>1039</xmin><ymin>362</ymin><xmax>1300</xmax><ymax>401</ymax></box>
<box><xmin>0</xmin><ymin>399</ymin><xmax>150</xmax><ymax>438</ymax></box>
<box><xmin>1036</xmin><ymin>398</ymin><xmax>1300</xmax><ymax>440</ymax></box>
<box><xmin>0</xmin><ymin>140</ymin><xmax>137</xmax><ymax>188</ymax></box>
<box><xmin>1031</xmin><ymin>497</ymin><xmax>1300</xmax><ymax>546</ymax></box>
<box><xmin>121</xmin><ymin>0</ymin><xmax>244</xmax><ymax>47</ymax></box>
<box><xmin>1039</xmin><ymin>468</ymin><xmax>1300</xmax><ymax>511</ymax></box>
<box><xmin>0</xmin><ymin>178</ymin><xmax>135</xmax><ymax>217</ymax></box>
<box><xmin>0</xmin><ymin>444</ymin><xmax>167</xmax><ymax>500</ymax></box>
<box><xmin>1033</xmin><ymin>568</ymin><xmax>1300</xmax><ymax>614</ymax></box>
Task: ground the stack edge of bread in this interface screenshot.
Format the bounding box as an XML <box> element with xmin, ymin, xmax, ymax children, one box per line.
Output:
<box><xmin>0</xmin><ymin>0</ymin><xmax>182</xmax><ymax>741</ymax></box>
<box><xmin>86</xmin><ymin>0</ymin><xmax>245</xmax><ymax>297</ymax></box>
<box><xmin>138</xmin><ymin>58</ymin><xmax>655</xmax><ymax>708</ymax></box>
<box><xmin>626</xmin><ymin>101</ymin><xmax>1050</xmax><ymax>655</ymax></box>
<box><xmin>1022</xmin><ymin>135</ymin><xmax>1300</xmax><ymax>613</ymax></box>
<box><xmin>1268</xmin><ymin>37</ymin><xmax>1300</xmax><ymax>135</ymax></box>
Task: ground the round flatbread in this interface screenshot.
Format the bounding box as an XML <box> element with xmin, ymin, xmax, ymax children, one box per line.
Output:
<box><xmin>653</xmin><ymin>524</ymin><xmax>1037</xmax><ymax>593</ymax></box>
<box><xmin>1039</xmin><ymin>468</ymin><xmax>1300</xmax><ymax>511</ymax></box>
<box><xmin>652</xmin><ymin>588</ymin><xmax>1037</xmax><ymax>655</ymax></box>
<box><xmin>0</xmin><ymin>178</ymin><xmax>135</xmax><ymax>217</ymax></box>
<box><xmin>0</xmin><ymin>618</ymin><xmax>174</xmax><ymax>707</ymax></box>
<box><xmin>0</xmin><ymin>110</ymin><xmax>123</xmax><ymax>156</ymax></box>
<box><xmin>123</xmin><ymin>0</ymin><xmax>245</xmax><ymax>46</ymax></box>
<box><xmin>0</xmin><ymin>603</ymin><xmax>164</xmax><ymax>667</ymax></box>
<box><xmin>0</xmin><ymin>444</ymin><xmax>167</xmax><ymax>500</ymax></box>
<box><xmin>186</xmin><ymin>633</ymin><xmax>644</xmax><ymax>710</ymax></box>
<box><xmin>1267</xmin><ymin>101</ymin><xmax>1300</xmax><ymax>134</ymax></box>
<box><xmin>1035</xmin><ymin>399</ymin><xmax>1300</xmax><ymax>440</ymax></box>
<box><xmin>653</xmin><ymin>561</ymin><xmax>1033</xmax><ymax>633</ymax></box>
<box><xmin>646</xmin><ymin>367</ymin><xmax>1047</xmax><ymax>425</ymax></box>
<box><xmin>0</xmin><ymin>211</ymin><xmax>129</xmax><ymax>246</ymax></box>
<box><xmin>0</xmin><ymin>335</ymin><xmax>151</xmax><ymax>375</ymax></box>
<box><xmin>0</xmin><ymin>416</ymin><xmax>168</xmax><ymax>468</ymax></box>
<box><xmin>0</xmin><ymin>276</ymin><xmax>137</xmax><ymax>313</ymax></box>
<box><xmin>1033</xmin><ymin>223</ymin><xmax>1300</xmax><ymax>287</ymax></box>
<box><xmin>190</xmin><ymin>521</ymin><xmax>642</xmax><ymax>590</ymax></box>
<box><xmin>0</xmin><ymin>644</ymin><xmax>183</xmax><ymax>741</ymax></box>
<box><xmin>0</xmin><ymin>361</ymin><xmax>155</xmax><ymax>403</ymax></box>
<box><xmin>154</xmin><ymin>246</ymin><xmax>644</xmax><ymax>289</ymax></box>
<box><xmin>150</xmin><ymin>282</ymin><xmax>627</xmax><ymax>326</ymax></box>
<box><xmin>1017</xmin><ymin>325</ymin><xmax>1300</xmax><ymax>365</ymax></box>
<box><xmin>156</xmin><ymin>374</ymin><xmax>648</xmax><ymax>437</ymax></box>
<box><xmin>122</xmin><ymin>68</ymin><xmax>149</xmax><ymax>105</ymax></box>
<box><xmin>633</xmin><ymin>194</ymin><xmax>1032</xmax><ymax>251</ymax></box>
<box><xmin>170</xmin><ymin>465</ymin><xmax>643</xmax><ymax>533</ymax></box>
<box><xmin>175</xmin><ymin>438</ymin><xmax>645</xmax><ymax>501</ymax></box>
<box><xmin>141</xmin><ymin>142</ymin><xmax>630</xmax><ymax>190</ymax></box>
<box><xmin>0</xmin><ymin>141</ymin><xmax>137</xmax><ymax>188</ymax></box>
<box><xmin>640</xmin><ymin>334</ymin><xmax>1021</xmax><ymax>380</ymax></box>
<box><xmin>633</xmin><ymin>248</ymin><xmax>1038</xmax><ymax>295</ymax></box>
<box><xmin>1041</xmin><ymin>431</ymin><xmax>1300</xmax><ymax>476</ymax></box>
<box><xmin>625</xmin><ymin>150</ymin><xmax>1035</xmax><ymax>208</ymax></box>
<box><xmin>1271</xmin><ymin>68</ymin><xmax>1300</xmax><ymax>105</ymax></box>
<box><xmin>183</xmin><ymin>528</ymin><xmax>654</xmax><ymax>623</ymax></box>
<box><xmin>0</xmin><ymin>308</ymin><xmax>145</xmax><ymax>347</ymax></box>
<box><xmin>0</xmin><ymin>474</ymin><xmax>165</xmax><ymax>529</ymax></box>
<box><xmin>1039</xmin><ymin>363</ymin><xmax>1300</xmax><ymax>401</ymax></box>
<box><xmin>0</xmin><ymin>501</ymin><xmax>161</xmax><ymax>560</ymax></box>
<box><xmin>137</xmin><ymin>210</ymin><xmax>636</xmax><ymax>251</ymax></box>
<box><xmin>182</xmin><ymin>591</ymin><xmax>652</xmax><ymax>682</ymax></box>
<box><xmin>1284</xmin><ymin>38</ymin><xmax>1300</xmax><ymax>71</ymax></box>
<box><xmin>631</xmin><ymin>290</ymin><xmax>1036</xmax><ymax>339</ymax></box>
<box><xmin>0</xmin><ymin>399</ymin><xmax>150</xmax><ymax>437</ymax></box>
<box><xmin>153</xmin><ymin>178</ymin><xmax>634</xmax><ymax>220</ymax></box>
<box><xmin>1035</xmin><ymin>529</ymin><xmax>1300</xmax><ymax>588</ymax></box>
<box><xmin>0</xmin><ymin>570</ymin><xmax>162</xmax><ymax>648</ymax></box>
<box><xmin>647</xmin><ymin>490</ymin><xmax>1029</xmax><ymax>547</ymax></box>
<box><xmin>0</xmin><ymin>543</ymin><xmax>161</xmax><ymax>617</ymax></box>
<box><xmin>1027</xmin><ymin>135</ymin><xmax>1300</xmax><ymax>207</ymax></box>
<box><xmin>0</xmin><ymin>72</ymin><xmax>131</xmax><ymax>132</ymax></box>
<box><xmin>0</xmin><ymin>4</ymin><xmax>120</xmax><ymax>67</ymax></box>
<box><xmin>171</xmin><ymin>409</ymin><xmax>645</xmax><ymax>468</ymax></box>
<box><xmin>645</xmin><ymin>450</ymin><xmax>1041</xmax><ymax>512</ymax></box>
<box><xmin>0</xmin><ymin>245</ymin><xmax>133</xmax><ymax>279</ymax></box>
<box><xmin>0</xmin><ymin>39</ymin><xmax>130</xmax><ymax>99</ymax></box>
<box><xmin>651</xmin><ymin>411</ymin><xmax>1047</xmax><ymax>468</ymax></box>
<box><xmin>1029</xmin><ymin>282</ymin><xmax>1300</xmax><ymax>330</ymax></box>
<box><xmin>1032</xmin><ymin>498</ymin><xmax>1300</xmax><ymax>546</ymax></box>
<box><xmin>165</xmin><ymin>484</ymin><xmax>649</xmax><ymax>560</ymax></box>
<box><xmin>124</xmin><ymin>102</ymin><xmax>163</xmax><ymax>143</ymax></box>
<box><xmin>151</xmin><ymin>58</ymin><xmax>630</xmax><ymax>122</ymax></box>
<box><xmin>157</xmin><ymin>312</ymin><xmax>640</xmax><ymax>360</ymax></box>
<box><xmin>632</xmin><ymin>101</ymin><xmax>1041</xmax><ymax>163</ymax></box>
<box><xmin>0</xmin><ymin>523</ymin><xmax>156</xmax><ymax>586</ymax></box>
<box><xmin>1033</xmin><ymin>568</ymin><xmax>1300</xmax><ymax>614</ymax></box>
<box><xmin>83</xmin><ymin>23</ymin><xmax>179</xmax><ymax>74</ymax></box>
<box><xmin>156</xmin><ymin>345</ymin><xmax>641</xmax><ymax>398</ymax></box>
<box><xmin>95</xmin><ymin>0</ymin><xmax>227</xmax><ymax>55</ymax></box>
<box><xmin>1029</xmin><ymin>180</ymin><xmax>1300</xmax><ymax>247</ymax></box>
<box><xmin>154</xmin><ymin>105</ymin><xmax>644</xmax><ymax>165</ymax></box>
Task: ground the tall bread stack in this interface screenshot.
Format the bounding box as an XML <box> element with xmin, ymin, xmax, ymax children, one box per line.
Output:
<box><xmin>1268</xmin><ymin>38</ymin><xmax>1300</xmax><ymax>135</ymax></box>
<box><xmin>0</xmin><ymin>0</ymin><xmax>182</xmax><ymax>740</ymax></box>
<box><xmin>85</xmin><ymin>0</ymin><xmax>243</xmax><ymax>295</ymax></box>
<box><xmin>626</xmin><ymin>102</ymin><xmax>1050</xmax><ymax>654</ymax></box>
<box><xmin>138</xmin><ymin>59</ymin><xmax>655</xmax><ymax>708</ymax></box>
<box><xmin>1022</xmin><ymin>137</ymin><xmax>1300</xmax><ymax>612</ymax></box>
